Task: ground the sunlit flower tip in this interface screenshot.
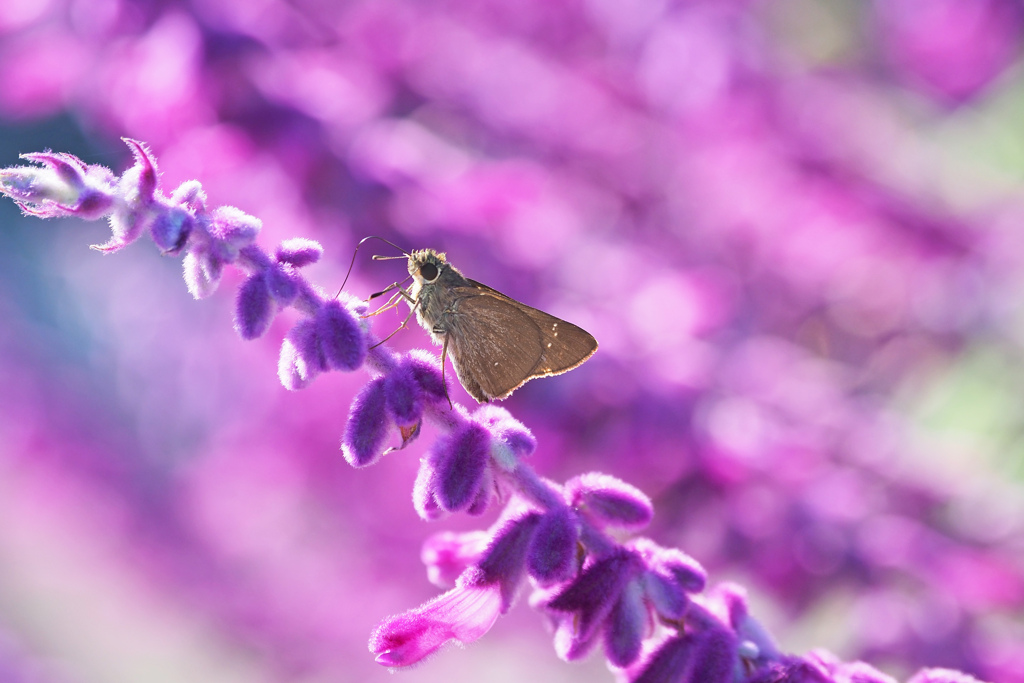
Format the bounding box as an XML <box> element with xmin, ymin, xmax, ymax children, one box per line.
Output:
<box><xmin>404</xmin><ymin>350</ymin><xmax>448</xmax><ymax>403</ymax></box>
<box><xmin>566</xmin><ymin>473</ymin><xmax>653</xmax><ymax>531</ymax></box>
<box><xmin>605</xmin><ymin>579</ymin><xmax>649</xmax><ymax>667</ymax></box>
<box><xmin>121</xmin><ymin>138</ymin><xmax>159</xmax><ymax>200</ymax></box>
<box><xmin>275</xmin><ymin>237</ymin><xmax>324</xmax><ymax>268</ymax></box>
<box><xmin>278</xmin><ymin>319</ymin><xmax>326</xmax><ymax>390</ymax></box>
<box><xmin>341</xmin><ymin>377</ymin><xmax>390</xmax><ymax>467</ymax></box>
<box><xmin>183</xmin><ymin>250</ymin><xmax>223</xmax><ymax>299</ymax></box>
<box><xmin>316</xmin><ymin>300</ymin><xmax>367</xmax><ymax>371</ymax></box>
<box><xmin>431</xmin><ymin>423</ymin><xmax>492</xmax><ymax>512</ymax></box>
<box><xmin>475</xmin><ymin>512</ymin><xmax>542</xmax><ymax>609</ymax></box>
<box><xmin>384</xmin><ymin>362</ymin><xmax>424</xmax><ymax>427</ymax></box>
<box><xmin>149</xmin><ymin>203</ymin><xmax>194</xmax><ymax>254</ymax></box>
<box><xmin>547</xmin><ymin>551</ymin><xmax>644</xmax><ymax>646</ymax></box>
<box><xmin>413</xmin><ymin>459</ymin><xmax>446</xmax><ymax>521</ymax></box>
<box><xmin>527</xmin><ymin>506</ymin><xmax>580</xmax><ymax>584</ymax></box>
<box><xmin>907</xmin><ymin>669</ymin><xmax>986</xmax><ymax>683</ymax></box>
<box><xmin>169</xmin><ymin>179</ymin><xmax>206</xmax><ymax>213</ymax></box>
<box><xmin>208</xmin><ymin>205</ymin><xmax>261</xmax><ymax>254</ymax></box>
<box><xmin>6</xmin><ymin>153</ymin><xmax>115</xmax><ymax>220</ymax></box>
<box><xmin>234</xmin><ymin>272</ymin><xmax>275</xmax><ymax>340</ymax></box>
<box><xmin>422</xmin><ymin>531</ymin><xmax>491</xmax><ymax>587</ymax></box>
<box><xmin>368</xmin><ymin>582</ymin><xmax>503</xmax><ymax>668</ymax></box>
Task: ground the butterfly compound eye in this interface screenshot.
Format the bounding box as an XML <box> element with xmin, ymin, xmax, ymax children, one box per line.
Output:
<box><xmin>419</xmin><ymin>262</ymin><xmax>439</xmax><ymax>281</ymax></box>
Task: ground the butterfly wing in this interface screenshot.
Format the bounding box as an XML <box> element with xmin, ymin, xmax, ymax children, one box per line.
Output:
<box><xmin>444</xmin><ymin>283</ymin><xmax>598</xmax><ymax>401</ymax></box>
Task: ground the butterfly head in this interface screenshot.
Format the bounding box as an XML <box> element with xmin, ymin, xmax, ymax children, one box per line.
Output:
<box><xmin>408</xmin><ymin>249</ymin><xmax>448</xmax><ymax>286</ymax></box>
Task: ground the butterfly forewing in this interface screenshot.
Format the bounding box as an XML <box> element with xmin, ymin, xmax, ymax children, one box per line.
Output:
<box><xmin>445</xmin><ymin>289</ymin><xmax>545</xmax><ymax>401</ymax></box>
<box><xmin>445</xmin><ymin>284</ymin><xmax>598</xmax><ymax>401</ymax></box>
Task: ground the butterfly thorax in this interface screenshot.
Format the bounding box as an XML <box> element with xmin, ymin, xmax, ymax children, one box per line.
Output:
<box><xmin>407</xmin><ymin>249</ymin><xmax>472</xmax><ymax>344</ymax></box>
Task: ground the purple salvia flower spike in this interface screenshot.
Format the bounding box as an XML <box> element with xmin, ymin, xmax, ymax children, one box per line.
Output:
<box><xmin>604</xmin><ymin>579</ymin><xmax>648</xmax><ymax>667</ymax></box>
<box><xmin>422</xmin><ymin>531</ymin><xmax>491</xmax><ymax>587</ymax></box>
<box><xmin>275</xmin><ymin>237</ymin><xmax>323</xmax><ymax>267</ymax></box>
<box><xmin>8</xmin><ymin>152</ymin><xmax>114</xmax><ymax>219</ymax></box>
<box><xmin>368</xmin><ymin>581</ymin><xmax>503</xmax><ymax>667</ymax></box>
<box><xmin>567</xmin><ymin>473</ymin><xmax>653</xmax><ymax>531</ymax></box>
<box><xmin>278</xmin><ymin>319</ymin><xmax>326</xmax><ymax>390</ymax></box>
<box><xmin>316</xmin><ymin>300</ymin><xmax>366</xmax><ymax>371</ymax></box>
<box><xmin>234</xmin><ymin>272</ymin><xmax>275</xmax><ymax>339</ymax></box>
<box><xmin>527</xmin><ymin>506</ymin><xmax>580</xmax><ymax>584</ymax></box>
<box><xmin>431</xmin><ymin>422</ymin><xmax>491</xmax><ymax>512</ymax></box>
<box><xmin>341</xmin><ymin>377</ymin><xmax>390</xmax><ymax>467</ymax></box>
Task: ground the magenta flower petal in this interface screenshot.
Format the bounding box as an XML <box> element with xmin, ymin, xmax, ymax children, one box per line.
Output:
<box><xmin>422</xmin><ymin>531</ymin><xmax>491</xmax><ymax>587</ymax></box>
<box><xmin>369</xmin><ymin>583</ymin><xmax>502</xmax><ymax>668</ymax></box>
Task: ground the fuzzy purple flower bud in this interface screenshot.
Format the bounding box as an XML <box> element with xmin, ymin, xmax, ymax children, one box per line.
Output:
<box><xmin>183</xmin><ymin>205</ymin><xmax>262</xmax><ymax>299</ymax></box>
<box><xmin>640</xmin><ymin>568</ymin><xmax>688</xmax><ymax>620</ymax></box>
<box><xmin>631</xmin><ymin>629</ymin><xmax>737</xmax><ymax>683</ymax></box>
<box><xmin>341</xmin><ymin>377</ymin><xmax>389</xmax><ymax>467</ymax></box>
<box><xmin>266</xmin><ymin>264</ymin><xmax>299</xmax><ymax>305</ymax></box>
<box><xmin>316</xmin><ymin>300</ymin><xmax>367</xmax><ymax>371</ymax></box>
<box><xmin>413</xmin><ymin>458</ymin><xmax>445</xmax><ymax>521</ymax></box>
<box><xmin>430</xmin><ymin>422</ymin><xmax>492</xmax><ymax>512</ymax></box>
<box><xmin>422</xmin><ymin>531</ymin><xmax>491</xmax><ymax>587</ymax></box>
<box><xmin>605</xmin><ymin>579</ymin><xmax>648</xmax><ymax>667</ymax></box>
<box><xmin>474</xmin><ymin>405</ymin><xmax>536</xmax><ymax>467</ymax></box>
<box><xmin>547</xmin><ymin>550</ymin><xmax>645</xmax><ymax>661</ymax></box>
<box><xmin>567</xmin><ymin>473</ymin><xmax>653</xmax><ymax>531</ymax></box>
<box><xmin>234</xmin><ymin>272</ymin><xmax>275</xmax><ymax>339</ymax></box>
<box><xmin>278</xmin><ymin>319</ymin><xmax>326</xmax><ymax>390</ymax></box>
<box><xmin>369</xmin><ymin>581</ymin><xmax>503</xmax><ymax>668</ymax></box>
<box><xmin>631</xmin><ymin>539</ymin><xmax>707</xmax><ymax>594</ymax></box>
<box><xmin>527</xmin><ymin>506</ymin><xmax>580</xmax><ymax>584</ymax></box>
<box><xmin>465</xmin><ymin>467</ymin><xmax>495</xmax><ymax>516</ymax></box>
<box><xmin>275</xmin><ymin>237</ymin><xmax>324</xmax><ymax>267</ymax></box>
<box><xmin>405</xmin><ymin>350</ymin><xmax>448</xmax><ymax>403</ymax></box>
<box><xmin>149</xmin><ymin>204</ymin><xmax>193</xmax><ymax>254</ymax></box>
<box><xmin>1</xmin><ymin>152</ymin><xmax>115</xmax><ymax>220</ymax></box>
<box><xmin>476</xmin><ymin>512</ymin><xmax>542</xmax><ymax>610</ymax></box>
<box><xmin>95</xmin><ymin>139</ymin><xmax>160</xmax><ymax>253</ymax></box>
<box><xmin>384</xmin><ymin>360</ymin><xmax>424</xmax><ymax>428</ymax></box>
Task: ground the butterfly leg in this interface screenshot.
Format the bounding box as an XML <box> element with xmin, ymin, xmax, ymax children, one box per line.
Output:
<box><xmin>439</xmin><ymin>333</ymin><xmax>453</xmax><ymax>410</ymax></box>
<box><xmin>368</xmin><ymin>287</ymin><xmax>419</xmax><ymax>350</ymax></box>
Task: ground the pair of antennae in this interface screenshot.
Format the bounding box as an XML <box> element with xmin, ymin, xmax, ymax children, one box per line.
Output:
<box><xmin>337</xmin><ymin>235</ymin><xmax>410</xmax><ymax>296</ymax></box>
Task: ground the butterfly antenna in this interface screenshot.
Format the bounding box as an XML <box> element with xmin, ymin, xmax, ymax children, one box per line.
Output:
<box><xmin>336</xmin><ymin>236</ymin><xmax>411</xmax><ymax>297</ymax></box>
